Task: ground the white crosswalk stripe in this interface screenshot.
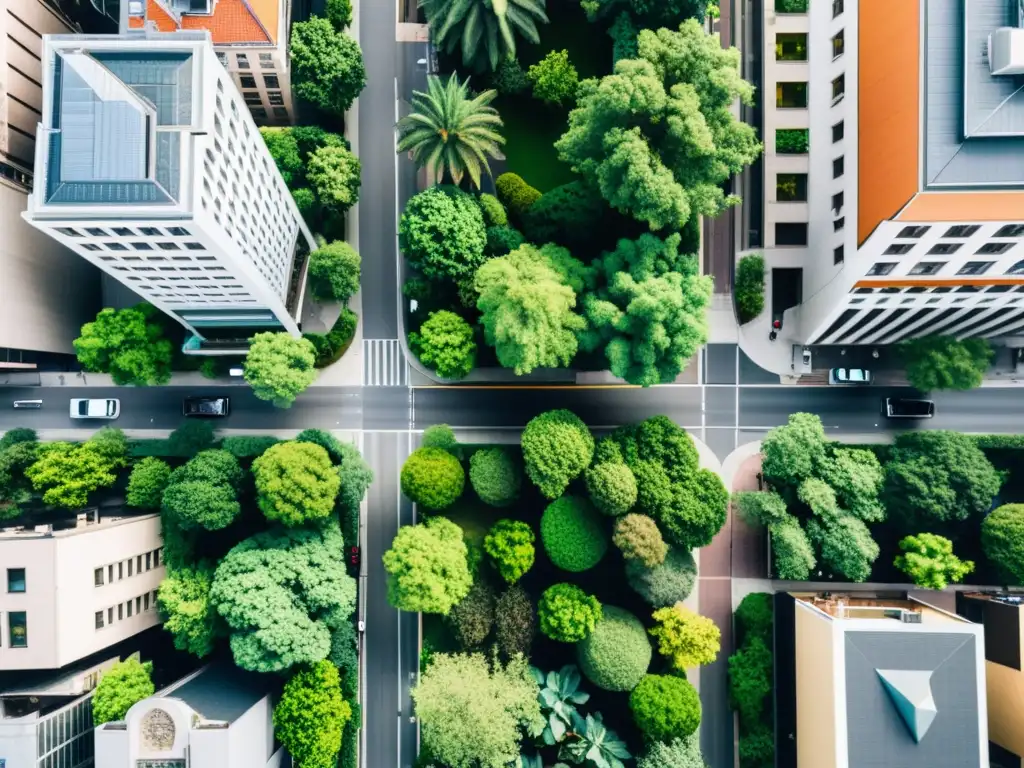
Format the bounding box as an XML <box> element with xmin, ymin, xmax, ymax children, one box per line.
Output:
<box><xmin>362</xmin><ymin>339</ymin><xmax>409</xmax><ymax>387</ymax></box>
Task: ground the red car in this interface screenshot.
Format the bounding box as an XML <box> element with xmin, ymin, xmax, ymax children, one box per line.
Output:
<box><xmin>348</xmin><ymin>546</ymin><xmax>360</xmax><ymax>567</ymax></box>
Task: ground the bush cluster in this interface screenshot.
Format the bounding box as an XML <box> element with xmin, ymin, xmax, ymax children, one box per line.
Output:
<box><xmin>735</xmin><ymin>254</ymin><xmax>765</xmax><ymax>324</ymax></box>
<box><xmin>540</xmin><ymin>496</ymin><xmax>608</xmax><ymax>572</ymax></box>
<box><xmin>630</xmin><ymin>674</ymin><xmax>701</xmax><ymax>742</ymax></box>
<box><xmin>729</xmin><ymin>593</ymin><xmax>775</xmax><ymax>766</ymax></box>
<box><xmin>495</xmin><ymin>172</ymin><xmax>542</xmax><ymax>221</ymax></box>
<box><xmin>400</xmin><ymin>446</ymin><xmax>465</xmax><ymax>510</ymax></box>
<box><xmin>538</xmin><ymin>583</ymin><xmax>603</xmax><ymax>642</ymax></box>
<box><xmin>469</xmin><ymin>448</ymin><xmax>522</xmax><ymax>507</ymax></box>
<box><xmin>576</xmin><ymin>606</ymin><xmax>652</xmax><ymax>691</ymax></box>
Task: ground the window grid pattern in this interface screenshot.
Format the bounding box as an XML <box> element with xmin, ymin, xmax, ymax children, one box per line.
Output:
<box><xmin>35</xmin><ymin>696</ymin><xmax>94</xmax><ymax>768</ymax></box>
<box><xmin>97</xmin><ymin>590</ymin><xmax>160</xmax><ymax>631</ymax></box>
<box><xmin>94</xmin><ymin>548</ymin><xmax>163</xmax><ymax>587</ymax></box>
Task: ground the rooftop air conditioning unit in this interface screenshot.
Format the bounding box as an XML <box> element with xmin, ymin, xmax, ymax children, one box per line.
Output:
<box><xmin>900</xmin><ymin>611</ymin><xmax>922</xmax><ymax>624</ymax></box>
<box><xmin>989</xmin><ymin>27</ymin><xmax>1024</xmax><ymax>76</ymax></box>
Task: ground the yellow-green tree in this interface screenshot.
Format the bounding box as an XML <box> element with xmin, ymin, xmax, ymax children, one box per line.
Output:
<box><xmin>648</xmin><ymin>603</ymin><xmax>720</xmax><ymax>672</ymax></box>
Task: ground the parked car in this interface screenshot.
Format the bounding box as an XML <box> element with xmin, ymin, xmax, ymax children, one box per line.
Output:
<box><xmin>883</xmin><ymin>398</ymin><xmax>935</xmax><ymax>419</ymax></box>
<box><xmin>349</xmin><ymin>546</ymin><xmax>361</xmax><ymax>567</ymax></box>
<box><xmin>829</xmin><ymin>367</ymin><xmax>872</xmax><ymax>385</ymax></box>
<box><xmin>182</xmin><ymin>396</ymin><xmax>230</xmax><ymax>417</ymax></box>
<box><xmin>70</xmin><ymin>398</ymin><xmax>120</xmax><ymax>419</ymax></box>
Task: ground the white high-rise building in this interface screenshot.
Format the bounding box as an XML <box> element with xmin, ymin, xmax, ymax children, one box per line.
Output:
<box><xmin>22</xmin><ymin>31</ymin><xmax>315</xmax><ymax>355</ymax></box>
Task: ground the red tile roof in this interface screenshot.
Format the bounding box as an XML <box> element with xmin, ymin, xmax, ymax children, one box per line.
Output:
<box><xmin>142</xmin><ymin>0</ymin><xmax>273</xmax><ymax>45</ymax></box>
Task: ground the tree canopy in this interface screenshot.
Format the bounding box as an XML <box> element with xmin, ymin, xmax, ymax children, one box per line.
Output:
<box><xmin>400</xmin><ymin>186</ymin><xmax>488</xmax><ymax>283</ymax></box>
<box><xmin>92</xmin><ymin>658</ymin><xmax>154</xmax><ymax>724</ymax></box>
<box><xmin>625</xmin><ymin>546</ymin><xmax>697</xmax><ymax>607</ymax></box>
<box><xmin>126</xmin><ymin>457</ymin><xmax>171</xmax><ymax>509</ymax></box>
<box><xmin>469</xmin><ymin>447</ymin><xmax>522</xmax><ymax>506</ymax></box>
<box><xmin>527</xmin><ymin>49</ymin><xmax>578</xmax><ymax>105</ymax></box>
<box><xmin>274</xmin><ymin>660</ymin><xmax>351</xmax><ymax>768</ymax></box>
<box><xmin>900</xmin><ymin>335</ymin><xmax>993</xmax><ymax>392</ymax></box>
<box><xmin>894</xmin><ymin>533</ymin><xmax>974</xmax><ymax>590</ymax></box>
<box><xmin>409</xmin><ymin>310</ymin><xmax>477</xmax><ymax>380</ymax></box>
<box><xmin>613</xmin><ymin>513</ymin><xmax>668</xmax><ymax>567</ymax></box>
<box><xmin>541</xmin><ymin>496</ymin><xmax>609</xmax><ymax>572</ymax></box>
<box><xmin>538</xmin><ymin>583</ymin><xmax>603</xmax><ymax>642</ymax></box>
<box><xmin>73</xmin><ymin>304</ymin><xmax>173</xmax><ymax>386</ymax></box>
<box><xmin>521</xmin><ymin>409</ymin><xmax>594</xmax><ymax>498</ymax></box>
<box><xmin>307</xmin><ymin>144</ymin><xmax>361</xmax><ymax>216</ymax></box>
<box><xmin>25</xmin><ymin>430</ymin><xmax>128</xmax><ymax>509</ymax></box>
<box><xmin>382</xmin><ymin>515</ymin><xmax>472</xmax><ymax>614</ymax></box>
<box><xmin>253</xmin><ymin>441</ymin><xmax>341</xmax><ymax>526</ymax></box>
<box><xmin>577</xmin><ymin>606</ymin><xmax>652</xmax><ymax>691</ymax></box>
<box><xmin>308</xmin><ymin>241</ymin><xmax>362</xmax><ymax>303</ymax></box>
<box><xmin>555</xmin><ymin>20</ymin><xmax>760</xmax><ymax>230</ymax></box>
<box><xmin>649</xmin><ymin>602</ymin><xmax>720</xmax><ymax>672</ymax></box>
<box><xmin>421</xmin><ymin>0</ymin><xmax>548</xmax><ymax>71</ymax></box>
<box><xmin>629</xmin><ymin>674</ymin><xmax>701</xmax><ymax>742</ymax></box>
<box><xmin>400</xmin><ymin>446</ymin><xmax>465</xmax><ymax>510</ymax></box>
<box><xmin>586</xmin><ymin>462</ymin><xmax>638</xmax><ymax>516</ymax></box>
<box><xmin>982</xmin><ymin>504</ymin><xmax>1024</xmax><ymax>585</ymax></box>
<box><xmin>158</xmin><ymin>563</ymin><xmax>220</xmax><ymax>658</ymax></box>
<box><xmin>290</xmin><ymin>16</ymin><xmax>366</xmax><ymax>115</ymax></box>
<box><xmin>244</xmin><ymin>332</ymin><xmax>318</xmax><ymax>408</ymax></box>
<box><xmin>484</xmin><ymin>519</ymin><xmax>535</xmax><ymax>583</ymax></box>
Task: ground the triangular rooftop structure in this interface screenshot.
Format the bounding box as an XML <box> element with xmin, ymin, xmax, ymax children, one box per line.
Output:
<box><xmin>876</xmin><ymin>668</ymin><xmax>938</xmax><ymax>743</ymax></box>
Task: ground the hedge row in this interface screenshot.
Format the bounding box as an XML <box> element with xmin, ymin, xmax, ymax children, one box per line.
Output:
<box><xmin>729</xmin><ymin>593</ymin><xmax>775</xmax><ymax>768</ymax></box>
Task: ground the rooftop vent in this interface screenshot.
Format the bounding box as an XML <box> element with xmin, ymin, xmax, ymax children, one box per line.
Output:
<box><xmin>988</xmin><ymin>27</ymin><xmax>1024</xmax><ymax>76</ymax></box>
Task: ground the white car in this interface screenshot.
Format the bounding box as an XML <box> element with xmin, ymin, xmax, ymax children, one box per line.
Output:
<box><xmin>829</xmin><ymin>368</ymin><xmax>871</xmax><ymax>385</ymax></box>
<box><xmin>70</xmin><ymin>398</ymin><xmax>120</xmax><ymax>419</ymax></box>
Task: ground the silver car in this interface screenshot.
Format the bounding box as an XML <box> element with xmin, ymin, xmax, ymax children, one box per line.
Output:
<box><xmin>69</xmin><ymin>398</ymin><xmax>120</xmax><ymax>419</ymax></box>
<box><xmin>829</xmin><ymin>367</ymin><xmax>872</xmax><ymax>385</ymax></box>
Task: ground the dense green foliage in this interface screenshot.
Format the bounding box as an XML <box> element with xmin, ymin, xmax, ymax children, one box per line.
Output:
<box><xmin>538</xmin><ymin>583</ymin><xmax>602</xmax><ymax>642</ymax></box>
<box><xmin>576</xmin><ymin>606</ymin><xmax>651</xmax><ymax>691</ymax></box>
<box><xmin>540</xmin><ymin>496</ymin><xmax>608</xmax><ymax>572</ymax></box>
<box><xmin>409</xmin><ymin>310</ymin><xmax>477</xmax><ymax>379</ymax></box>
<box><xmin>735</xmin><ymin>254</ymin><xmax>765</xmax><ymax>323</ymax></box>
<box><xmin>520</xmin><ymin>181</ymin><xmax>606</xmax><ymax>253</ymax></box>
<box><xmin>166</xmin><ymin>421</ymin><xmax>216</xmax><ymax>458</ymax></box>
<box><xmin>244</xmin><ymin>332</ymin><xmax>318</xmax><ymax>408</ymax></box>
<box><xmin>383</xmin><ymin>516</ymin><xmax>471</xmax><ymax>614</ymax></box>
<box><xmin>728</xmin><ymin>636</ymin><xmax>772</xmax><ymax>729</ymax></box>
<box><xmin>521</xmin><ymin>409</ymin><xmax>594</xmax><ymax>498</ymax></box>
<box><xmin>26</xmin><ymin>429</ymin><xmax>128</xmax><ymax>509</ymax></box>
<box><xmin>900</xmin><ymin>335</ymin><xmax>994</xmax><ymax>392</ymax></box>
<box><xmin>92</xmin><ymin>658</ymin><xmax>154</xmax><ymax>724</ymax></box>
<box><xmin>307</xmin><ymin>144</ymin><xmax>361</xmax><ymax>216</ymax></box>
<box><xmin>447</xmin><ymin>581</ymin><xmax>496</xmax><ymax>648</ymax></box>
<box><xmin>162</xmin><ymin>450</ymin><xmax>243</xmax><ymax>531</ymax></box>
<box><xmin>486</xmin><ymin>225</ymin><xmax>526</xmax><ymax>256</ymax></box>
<box><xmin>253</xmin><ymin>441</ymin><xmax>340</xmax><ymax>526</ymax></box>
<box><xmin>608</xmin><ymin>12</ymin><xmax>639</xmax><ymax>63</ymax></box>
<box><xmin>613</xmin><ymin>513</ymin><xmax>667</xmax><ymax>567</ymax></box>
<box><xmin>527</xmin><ymin>49</ymin><xmax>578</xmax><ymax>105</ymax></box>
<box><xmin>775</xmin><ymin>128</ymin><xmax>809</xmax><ymax>153</ymax></box>
<box><xmin>649</xmin><ymin>602</ymin><xmax>720</xmax><ymax>671</ymax></box>
<box><xmin>637</xmin><ymin>734</ymin><xmax>706</xmax><ymax>768</ymax></box>
<box><xmin>469</xmin><ymin>447</ymin><xmax>521</xmax><ymax>506</ymax></box>
<box><xmin>290</xmin><ymin>16</ymin><xmax>366</xmax><ymax>115</ymax></box>
<box><xmin>894</xmin><ymin>533</ymin><xmax>974</xmax><ymax>589</ymax></box>
<box><xmin>735</xmin><ymin>592</ymin><xmax>773</xmax><ymax>647</ymax></box>
<box><xmin>397</xmin><ymin>74</ymin><xmax>505</xmax><ymax>188</ymax></box>
<box><xmin>586</xmin><ymin>462</ymin><xmax>638</xmax><ymax>516</ymax></box>
<box><xmin>401</xmin><ymin>186</ymin><xmax>488</xmax><ymax>282</ymax></box>
<box><xmin>74</xmin><ymin>304</ymin><xmax>173</xmax><ymax>386</ymax></box>
<box><xmin>982</xmin><ymin>504</ymin><xmax>1024</xmax><ymax>585</ymax></box>
<box><xmin>126</xmin><ymin>457</ymin><xmax>171</xmax><ymax>509</ymax></box>
<box><xmin>0</xmin><ymin>428</ymin><xmax>36</xmax><ymax>452</ymax></box>
<box><xmin>400</xmin><ymin>446</ymin><xmax>465</xmax><ymax>510</ymax></box>
<box><xmin>325</xmin><ymin>0</ymin><xmax>352</xmax><ymax>28</ymax></box>
<box><xmin>274</xmin><ymin>660</ymin><xmax>351</xmax><ymax>768</ymax></box>
<box><xmin>629</xmin><ymin>674</ymin><xmax>701</xmax><ymax>742</ymax></box>
<box><xmin>210</xmin><ymin>525</ymin><xmax>357</xmax><ymax>672</ymax></box>
<box><xmin>490</xmin><ymin>55</ymin><xmax>529</xmax><ymax>94</ymax></box>
<box><xmin>158</xmin><ymin>563</ymin><xmax>220</xmax><ymax>658</ymax></box>
<box><xmin>495</xmin><ymin>584</ymin><xmax>536</xmax><ymax>658</ymax></box>
<box><xmin>308</xmin><ymin>241</ymin><xmax>362</xmax><ymax>303</ymax></box>
<box><xmin>625</xmin><ymin>546</ymin><xmax>697</xmax><ymax>607</ymax></box>
<box><xmin>495</xmin><ymin>172</ymin><xmax>542</xmax><ymax>220</ymax></box>
<box><xmin>729</xmin><ymin>592</ymin><xmax>775</xmax><ymax>763</ymax></box>
<box><xmin>484</xmin><ymin>519</ymin><xmax>535</xmax><ymax>583</ymax></box>
<box><xmin>421</xmin><ymin>0</ymin><xmax>548</xmax><ymax>71</ymax></box>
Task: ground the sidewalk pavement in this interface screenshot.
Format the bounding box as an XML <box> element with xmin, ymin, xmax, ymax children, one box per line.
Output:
<box><xmin>10</xmin><ymin>428</ymin><xmax>360</xmax><ymax>442</ymax></box>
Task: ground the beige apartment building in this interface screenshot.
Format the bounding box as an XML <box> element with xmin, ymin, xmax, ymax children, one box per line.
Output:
<box><xmin>0</xmin><ymin>0</ymin><xmax>100</xmax><ymax>368</ymax></box>
<box><xmin>0</xmin><ymin>513</ymin><xmax>165</xmax><ymax>672</ymax></box>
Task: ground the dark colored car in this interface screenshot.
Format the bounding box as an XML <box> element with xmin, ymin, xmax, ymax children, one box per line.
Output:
<box><xmin>182</xmin><ymin>396</ymin><xmax>230</xmax><ymax>417</ymax></box>
<box><xmin>349</xmin><ymin>546</ymin><xmax>361</xmax><ymax>567</ymax></box>
<box><xmin>883</xmin><ymin>397</ymin><xmax>935</xmax><ymax>419</ymax></box>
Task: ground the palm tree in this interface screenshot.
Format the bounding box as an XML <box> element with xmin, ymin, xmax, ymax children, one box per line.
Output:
<box><xmin>420</xmin><ymin>0</ymin><xmax>548</xmax><ymax>72</ymax></box>
<box><xmin>397</xmin><ymin>74</ymin><xmax>506</xmax><ymax>189</ymax></box>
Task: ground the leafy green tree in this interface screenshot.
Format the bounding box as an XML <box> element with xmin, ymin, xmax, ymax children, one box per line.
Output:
<box><xmin>325</xmin><ymin>0</ymin><xmax>352</xmax><ymax>29</ymax></box>
<box><xmin>290</xmin><ymin>17</ymin><xmax>366</xmax><ymax>115</ymax></box>
<box><xmin>0</xmin><ymin>441</ymin><xmax>36</xmax><ymax>519</ymax></box>
<box><xmin>400</xmin><ymin>446</ymin><xmax>465</xmax><ymax>510</ymax></box>
<box><xmin>274</xmin><ymin>660</ymin><xmax>351</xmax><ymax>768</ymax></box>
<box><xmin>495</xmin><ymin>584</ymin><xmax>536</xmax><ymax>658</ymax></box>
<box><xmin>739</xmin><ymin>725</ymin><xmax>775</xmax><ymax>768</ymax></box>
<box><xmin>734</xmin><ymin>592</ymin><xmax>773</xmax><ymax>646</ymax></box>
<box><xmin>409</xmin><ymin>311</ymin><xmax>477</xmax><ymax>379</ymax></box>
<box><xmin>521</xmin><ymin>411</ymin><xmax>594</xmax><ymax>499</ymax></box>
<box><xmin>400</xmin><ymin>186</ymin><xmax>488</xmax><ymax>282</ymax></box>
<box><xmin>73</xmin><ymin>304</ymin><xmax>173</xmax><ymax>386</ymax></box>
<box><xmin>586</xmin><ymin>462</ymin><xmax>637</xmax><ymax>516</ymax></box>
<box><xmin>629</xmin><ymin>674</ymin><xmax>701</xmax><ymax>742</ymax></box>
<box><xmin>336</xmin><ymin>441</ymin><xmax>374</xmax><ymax>541</ymax></box>
<box><xmin>527</xmin><ymin>49</ymin><xmax>578</xmax><ymax>105</ymax></box>
<box><xmin>489</xmin><ymin>55</ymin><xmax>529</xmax><ymax>94</ymax></box>
<box><xmin>629</xmin><ymin>0</ymin><xmax>704</xmax><ymax>25</ymax></box>
<box><xmin>308</xmin><ymin>241</ymin><xmax>361</xmax><ymax>303</ymax></box>
<box><xmin>383</xmin><ymin>516</ymin><xmax>471</xmax><ymax>614</ymax></box>
<box><xmin>882</xmin><ymin>431</ymin><xmax>1002</xmax><ymax>532</ymax></box>
<box><xmin>608</xmin><ymin>11</ymin><xmax>639</xmax><ymax>63</ymax></box>
<box><xmin>760</xmin><ymin>412</ymin><xmax>828</xmax><ymax>491</ymax></box>
<box><xmin>475</xmin><ymin>243</ymin><xmax>586</xmax><ymax>375</ymax></box>
<box><xmin>486</xmin><ymin>225</ymin><xmax>525</xmax><ymax>256</ymax></box>
<box><xmin>649</xmin><ymin>603</ymin><xmax>720</xmax><ymax>672</ymax></box>
<box><xmin>580</xmin><ymin>233</ymin><xmax>711</xmax><ymax>386</ymax></box>
<box><xmin>211</xmin><ymin>525</ymin><xmax>357</xmax><ymax>672</ymax></box>
<box><xmin>420</xmin><ymin>424</ymin><xmax>458</xmax><ymax>455</ymax></box>
<box><xmin>818</xmin><ymin>448</ymin><xmax>886</xmax><ymax>523</ymax></box>
<box><xmin>261</xmin><ymin>127</ymin><xmax>304</xmax><ymax>183</ymax></box>
<box><xmin>421</xmin><ymin>0</ymin><xmax>548</xmax><ymax>72</ymax></box>
<box><xmin>26</xmin><ymin>433</ymin><xmax>127</xmax><ymax>509</ymax></box>
<box><xmin>576</xmin><ymin>606</ymin><xmax>652</xmax><ymax>691</ymax></box>
<box><xmin>125</xmin><ymin>458</ymin><xmax>171</xmax><ymax>509</ymax></box>
<box><xmin>900</xmin><ymin>335</ymin><xmax>994</xmax><ymax>392</ymax></box>
<box><xmin>170</xmin><ymin>449</ymin><xmax>243</xmax><ymax>488</ymax></box>
<box><xmin>222</xmin><ymin>436</ymin><xmax>280</xmax><ymax>460</ymax></box>
<box><xmin>447</xmin><ymin>581</ymin><xmax>496</xmax><ymax>649</ymax></box>
<box><xmin>412</xmin><ymin>653</ymin><xmax>542</xmax><ymax>768</ymax></box>
<box><xmin>158</xmin><ymin>563</ymin><xmax>220</xmax><ymax>657</ymax></box>
<box><xmin>307</xmin><ymin>144</ymin><xmax>361</xmax><ymax>215</ymax></box>
<box><xmin>92</xmin><ymin>658</ymin><xmax>154</xmax><ymax>724</ymax></box>
<box><xmin>894</xmin><ymin>533</ymin><xmax>974</xmax><ymax>590</ymax></box>
<box><xmin>520</xmin><ymin>181</ymin><xmax>607</xmax><ymax>253</ymax></box>
<box><xmin>656</xmin><ymin>468</ymin><xmax>729</xmax><ymax>551</ymax></box>
<box><xmin>807</xmin><ymin>516</ymin><xmax>879</xmax><ymax>582</ymax></box>
<box><xmin>735</xmin><ymin>254</ymin><xmax>764</xmax><ymax>323</ymax></box>
<box><xmin>540</xmin><ymin>496</ymin><xmax>608</xmax><ymax>572</ymax></box>
<box><xmin>538</xmin><ymin>583</ymin><xmax>602</xmax><ymax>642</ymax></box>
<box><xmin>0</xmin><ymin>428</ymin><xmax>36</xmax><ymax>452</ymax></box>
<box><xmin>469</xmin><ymin>447</ymin><xmax>521</xmax><ymax>506</ymax></box>
<box><xmin>165</xmin><ymin>420</ymin><xmax>216</xmax><ymax>458</ymax></box>
<box><xmin>244</xmin><ymin>332</ymin><xmax>318</xmax><ymax>408</ymax></box>
<box><xmin>397</xmin><ymin>74</ymin><xmax>505</xmax><ymax>188</ymax></box>
<box><xmin>613</xmin><ymin>513</ymin><xmax>667</xmax><ymax>567</ymax></box>
<box><xmin>161</xmin><ymin>481</ymin><xmax>241</xmax><ymax>531</ymax></box>
<box><xmin>555</xmin><ymin>20</ymin><xmax>760</xmax><ymax>230</ymax></box>
<box><xmin>734</xmin><ymin>490</ymin><xmax>789</xmax><ymax>527</ymax></box>
<box><xmin>253</xmin><ymin>441</ymin><xmax>341</xmax><ymax>526</ymax></box>
<box><xmin>478</xmin><ymin>193</ymin><xmax>507</xmax><ymax>226</ymax></box>
<box><xmin>770</xmin><ymin>518</ymin><xmax>816</xmax><ymax>580</ymax></box>
<box><xmin>484</xmin><ymin>519</ymin><xmax>535</xmax><ymax>583</ymax></box>
<box><xmin>625</xmin><ymin>546</ymin><xmax>696</xmax><ymax>607</ymax></box>
<box><xmin>495</xmin><ymin>172</ymin><xmax>542</xmax><ymax>221</ymax></box>
<box><xmin>612</xmin><ymin>415</ymin><xmax>698</xmax><ymax>481</ymax></box>
<box><xmin>982</xmin><ymin>504</ymin><xmax>1024</xmax><ymax>585</ymax></box>
<box><xmin>638</xmin><ymin>734</ymin><xmax>707</xmax><ymax>768</ymax></box>
<box><xmin>728</xmin><ymin>637</ymin><xmax>772</xmax><ymax>729</ymax></box>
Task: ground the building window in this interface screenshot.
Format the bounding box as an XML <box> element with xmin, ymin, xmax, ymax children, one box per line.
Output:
<box><xmin>832</xmin><ymin>0</ymin><xmax>844</xmax><ymax>17</ymax></box>
<box><xmin>776</xmin><ymin>33</ymin><xmax>808</xmax><ymax>61</ymax></box>
<box><xmin>776</xmin><ymin>173</ymin><xmax>808</xmax><ymax>202</ymax></box>
<box><xmin>832</xmin><ymin>191</ymin><xmax>844</xmax><ymax>212</ymax></box>
<box><xmin>95</xmin><ymin>611</ymin><xmax>104</xmax><ymax>630</ymax></box>
<box><xmin>146</xmin><ymin>552</ymin><xmax>152</xmax><ymax>570</ymax></box>
<box><xmin>994</xmin><ymin>224</ymin><xmax>1024</xmax><ymax>238</ymax></box>
<box><xmin>832</xmin><ymin>29</ymin><xmax>845</xmax><ymax>58</ymax></box>
<box><xmin>834</xmin><ymin>217</ymin><xmax>845</xmax><ymax>233</ymax></box>
<box><xmin>831</xmin><ymin>74</ymin><xmax>845</xmax><ymax>104</ymax></box>
<box><xmin>268</xmin><ymin>91</ymin><xmax>285</xmax><ymax>106</ymax></box>
<box><xmin>131</xmin><ymin>242</ymin><xmax>153</xmax><ymax>251</ymax></box>
<box><xmin>273</xmin><ymin>107</ymin><xmax>289</xmax><ymax>118</ymax></box>
<box><xmin>832</xmin><ymin>156</ymin><xmax>844</xmax><ymax>178</ymax></box>
<box><xmin>137</xmin><ymin>555</ymin><xmax>143</xmax><ymax>573</ymax></box>
<box><xmin>943</xmin><ymin>225</ymin><xmax>980</xmax><ymax>238</ymax></box>
<box><xmin>7</xmin><ymin>568</ymin><xmax>26</xmax><ymax>593</ymax></box>
<box><xmin>136</xmin><ymin>596</ymin><xmax>142</xmax><ymax>614</ymax></box>
<box><xmin>118</xmin><ymin>562</ymin><xmax>123</xmax><ymax>580</ymax></box>
<box><xmin>829</xmin><ymin>121</ymin><xmax>844</xmax><ymax>143</ymax></box>
<box><xmin>897</xmin><ymin>225</ymin><xmax>930</xmax><ymax>238</ymax></box>
<box><xmin>775</xmin><ymin>222</ymin><xmax>808</xmax><ymax>246</ymax></box>
<box><xmin>259</xmin><ymin>52</ymin><xmax>274</xmax><ymax>68</ymax></box>
<box><xmin>108</xmin><ymin>564</ymin><xmax>114</xmax><ymax>582</ymax></box>
<box><xmin>867</xmin><ymin>262</ymin><xmax>897</xmax><ymax>276</ymax></box>
<box><xmin>216</xmin><ymin>52</ymin><xmax>229</xmax><ymax>68</ymax></box>
<box><xmin>128</xmin><ymin>559</ymin><xmax>133</xmax><ymax>577</ymax></box>
<box><xmin>884</xmin><ymin>243</ymin><xmax>914</xmax><ymax>255</ymax></box>
<box><xmin>144</xmin><ymin>592</ymin><xmax>151</xmax><ymax>611</ymax></box>
<box><xmin>127</xmin><ymin>600</ymin><xmax>133</xmax><ymax>618</ymax></box>
<box><xmin>1006</xmin><ymin>260</ymin><xmax>1024</xmax><ymax>275</ymax></box>
<box><xmin>105</xmin><ymin>242</ymin><xmax>128</xmax><ymax>251</ymax></box>
<box><xmin>167</xmin><ymin>227</ymin><xmax>189</xmax><ymax>237</ymax></box>
<box><xmin>157</xmin><ymin>242</ymin><xmax>180</xmax><ymax>251</ymax></box>
<box><xmin>56</xmin><ymin>227</ymin><xmax>81</xmax><ymax>237</ymax></box>
<box><xmin>244</xmin><ymin>93</ymin><xmax>263</xmax><ymax>107</ymax></box>
<box><xmin>155</xmin><ymin>549</ymin><xmax>161</xmax><ymax>567</ymax></box>
<box><xmin>8</xmin><ymin>612</ymin><xmax>27</xmax><ymax>648</ymax></box>
<box><xmin>82</xmin><ymin>243</ymin><xmax>102</xmax><ymax>252</ymax></box>
<box><xmin>253</xmin><ymin>107</ymin><xmax>269</xmax><ymax>119</ymax></box>
<box><xmin>958</xmin><ymin>261</ymin><xmax>994</xmax><ymax>275</ymax></box>
<box><xmin>977</xmin><ymin>242</ymin><xmax>1014</xmax><ymax>255</ymax></box>
<box><xmin>776</xmin><ymin>82</ymin><xmax>808</xmax><ymax>108</ymax></box>
<box><xmin>95</xmin><ymin>567</ymin><xmax>104</xmax><ymax>586</ymax></box>
<box><xmin>240</xmin><ymin>75</ymin><xmax>257</xmax><ymax>89</ymax></box>
<box><xmin>236</xmin><ymin>53</ymin><xmax>250</xmax><ymax>69</ymax></box>
<box><xmin>927</xmin><ymin>243</ymin><xmax>962</xmax><ymax>255</ymax></box>
<box><xmin>908</xmin><ymin>262</ymin><xmax>945</xmax><ymax>276</ymax></box>
<box><xmin>833</xmin><ymin>245</ymin><xmax>844</xmax><ymax>264</ymax></box>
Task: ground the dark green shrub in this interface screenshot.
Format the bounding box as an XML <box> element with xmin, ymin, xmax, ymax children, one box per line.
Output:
<box><xmin>469</xmin><ymin>447</ymin><xmax>522</xmax><ymax>507</ymax></box>
<box><xmin>982</xmin><ymin>504</ymin><xmax>1024</xmax><ymax>585</ymax></box>
<box><xmin>126</xmin><ymin>458</ymin><xmax>171</xmax><ymax>509</ymax></box>
<box><xmin>447</xmin><ymin>580</ymin><xmax>496</xmax><ymax>649</ymax></box>
<box><xmin>585</xmin><ymin>462</ymin><xmax>638</xmax><ymax>516</ymax></box>
<box><xmin>540</xmin><ymin>496</ymin><xmax>608</xmax><ymax>572</ymax></box>
<box><xmin>735</xmin><ymin>254</ymin><xmax>765</xmax><ymax>323</ymax></box>
<box><xmin>485</xmin><ymin>225</ymin><xmax>526</xmax><ymax>256</ymax></box>
<box><xmin>305</xmin><ymin>308</ymin><xmax>358</xmax><ymax>368</ymax></box>
<box><xmin>728</xmin><ymin>637</ymin><xmax>773</xmax><ymax>729</ymax></box>
<box><xmin>221</xmin><ymin>436</ymin><xmax>279</xmax><ymax>460</ymax></box>
<box><xmin>495</xmin><ymin>172</ymin><xmax>542</xmax><ymax>221</ymax></box>
<box><xmin>608</xmin><ymin>12</ymin><xmax>639</xmax><ymax>63</ymax></box>
<box><xmin>775</xmin><ymin>128</ymin><xmax>809</xmax><ymax>154</ymax></box>
<box><xmin>735</xmin><ymin>592</ymin><xmax>773</xmax><ymax>646</ymax></box>
<box><xmin>739</xmin><ymin>725</ymin><xmax>775</xmax><ymax>768</ymax></box>
<box><xmin>478</xmin><ymin>193</ymin><xmax>507</xmax><ymax>227</ymax></box>
<box><xmin>629</xmin><ymin>674</ymin><xmax>701</xmax><ymax>742</ymax></box>
<box><xmin>0</xmin><ymin>429</ymin><xmax>36</xmax><ymax>452</ymax></box>
<box><xmin>576</xmin><ymin>606</ymin><xmax>651</xmax><ymax>691</ymax></box>
<box><xmin>521</xmin><ymin>181</ymin><xmax>605</xmax><ymax>253</ymax></box>
<box><xmin>421</xmin><ymin>425</ymin><xmax>459</xmax><ymax>455</ymax></box>
<box><xmin>625</xmin><ymin>546</ymin><xmax>696</xmax><ymax>607</ymax></box>
<box><xmin>400</xmin><ymin>446</ymin><xmax>465</xmax><ymax>510</ymax></box>
<box><xmin>325</xmin><ymin>0</ymin><xmax>352</xmax><ymax>29</ymax></box>
<box><xmin>490</xmin><ymin>55</ymin><xmax>529</xmax><ymax>95</ymax></box>
<box><xmin>166</xmin><ymin>421</ymin><xmax>216</xmax><ymax>458</ymax></box>
<box><xmin>399</xmin><ymin>186</ymin><xmax>487</xmax><ymax>282</ymax></box>
<box><xmin>308</xmin><ymin>241</ymin><xmax>361</xmax><ymax>303</ymax></box>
